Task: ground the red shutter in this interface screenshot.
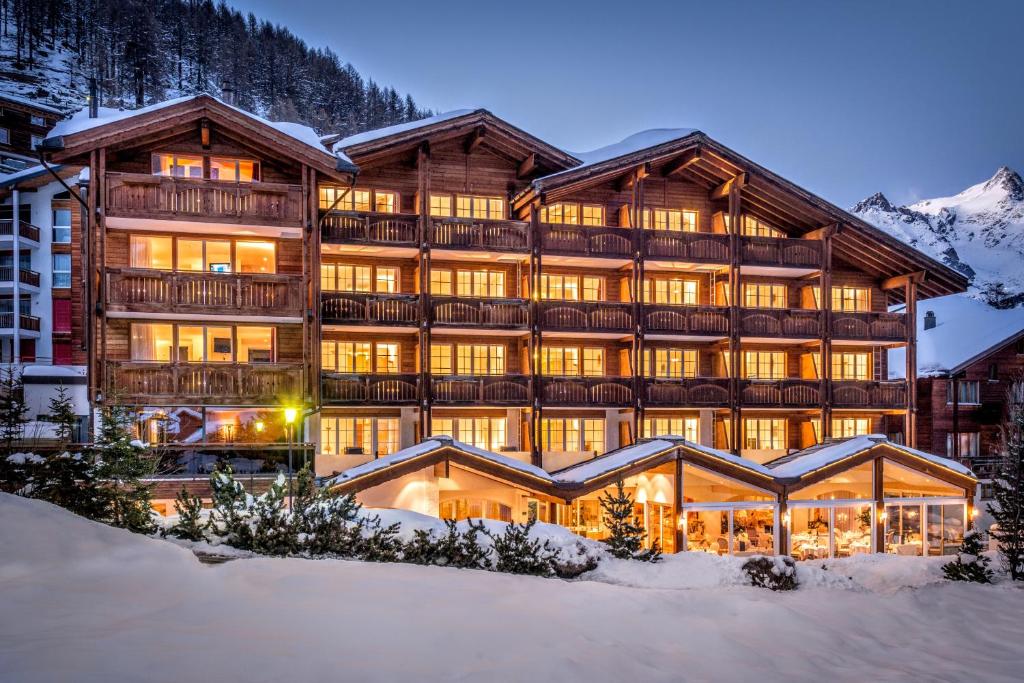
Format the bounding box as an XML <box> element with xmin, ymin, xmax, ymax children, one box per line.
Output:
<box><xmin>20</xmin><ymin>339</ymin><xmax>36</xmax><ymax>363</ymax></box>
<box><xmin>53</xmin><ymin>299</ymin><xmax>71</xmax><ymax>333</ymax></box>
<box><xmin>52</xmin><ymin>341</ymin><xmax>72</xmax><ymax>365</ymax></box>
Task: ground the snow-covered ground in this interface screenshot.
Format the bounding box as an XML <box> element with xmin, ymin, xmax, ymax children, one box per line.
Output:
<box><xmin>2</xmin><ymin>493</ymin><xmax>1023</xmax><ymax>683</ymax></box>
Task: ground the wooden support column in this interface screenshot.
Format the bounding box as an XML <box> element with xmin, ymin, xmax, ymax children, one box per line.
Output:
<box><xmin>310</xmin><ymin>168</ymin><xmax>322</xmax><ymax>408</ymax></box>
<box><xmin>727</xmin><ymin>182</ymin><xmax>742</xmax><ymax>454</ymax></box>
<box><xmin>951</xmin><ymin>373</ymin><xmax>961</xmax><ymax>461</ymax></box>
<box><xmin>97</xmin><ymin>147</ymin><xmax>107</xmax><ymax>405</ymax></box>
<box><xmin>85</xmin><ymin>149</ymin><xmax>97</xmax><ymax>406</ymax></box>
<box><xmin>529</xmin><ymin>202</ymin><xmax>542</xmax><ymax>467</ymax></box>
<box><xmin>778</xmin><ymin>494</ymin><xmax>788</xmax><ymax>557</ymax></box>
<box><xmin>673</xmin><ymin>455</ymin><xmax>683</xmax><ymax>554</ymax></box>
<box><xmin>873</xmin><ymin>457</ymin><xmax>885</xmax><ymax>553</ymax></box>
<box><xmin>904</xmin><ymin>279</ymin><xmax>918</xmax><ymax>447</ymax></box>
<box><xmin>300</xmin><ymin>164</ymin><xmax>310</xmax><ymax>403</ymax></box>
<box><xmin>417</xmin><ymin>143</ymin><xmax>431</xmax><ymax>441</ymax></box>
<box><xmin>633</xmin><ymin>167</ymin><xmax>647</xmax><ymax>439</ymax></box>
<box><xmin>819</xmin><ymin>226</ymin><xmax>835</xmax><ymax>441</ymax></box>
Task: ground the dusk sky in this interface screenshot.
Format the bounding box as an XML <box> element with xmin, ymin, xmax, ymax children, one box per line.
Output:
<box><xmin>236</xmin><ymin>0</ymin><xmax>1022</xmax><ymax>207</ymax></box>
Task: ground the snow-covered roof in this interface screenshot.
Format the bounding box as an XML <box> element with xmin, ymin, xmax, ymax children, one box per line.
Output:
<box><xmin>0</xmin><ymin>92</ymin><xmax>64</xmax><ymax>116</ymax></box>
<box><xmin>332</xmin><ymin>109</ymin><xmax>478</xmax><ymax>152</ymax></box>
<box><xmin>888</xmin><ymin>293</ymin><xmax>1024</xmax><ymax>377</ymax></box>
<box><xmin>20</xmin><ymin>364</ymin><xmax>86</xmax><ymax>378</ymax></box>
<box><xmin>766</xmin><ymin>435</ymin><xmax>974</xmax><ymax>479</ymax></box>
<box><xmin>536</xmin><ymin>128</ymin><xmax>701</xmax><ymax>185</ymax></box>
<box><xmin>0</xmin><ymin>164</ymin><xmax>69</xmax><ymax>188</ymax></box>
<box><xmin>47</xmin><ymin>95</ymin><xmax>353</xmax><ymax>167</ymax></box>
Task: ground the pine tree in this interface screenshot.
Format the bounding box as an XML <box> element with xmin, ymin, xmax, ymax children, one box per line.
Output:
<box><xmin>25</xmin><ymin>451</ymin><xmax>110</xmax><ymax>520</ymax></box>
<box><xmin>250</xmin><ymin>474</ymin><xmax>299</xmax><ymax>556</ymax></box>
<box><xmin>208</xmin><ymin>461</ymin><xmax>254</xmax><ymax>550</ymax></box>
<box><xmin>93</xmin><ymin>403</ymin><xmax>156</xmax><ymax>534</ymax></box>
<box><xmin>47</xmin><ymin>383</ymin><xmax>80</xmax><ymax>446</ymax></box>
<box><xmin>598</xmin><ymin>479</ymin><xmax>661</xmax><ymax>561</ymax></box>
<box><xmin>989</xmin><ymin>391</ymin><xmax>1024</xmax><ymax>580</ymax></box>
<box><xmin>943</xmin><ymin>530</ymin><xmax>994</xmax><ymax>583</ymax></box>
<box><xmin>475</xmin><ymin>518</ymin><xmax>556</xmax><ymax>576</ymax></box>
<box><xmin>165</xmin><ymin>486</ymin><xmax>208</xmax><ymax>542</ymax></box>
<box><xmin>0</xmin><ymin>366</ymin><xmax>29</xmax><ymax>455</ymax></box>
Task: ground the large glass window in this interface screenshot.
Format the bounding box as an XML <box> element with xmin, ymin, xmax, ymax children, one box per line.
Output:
<box><xmin>318</xmin><ymin>187</ymin><xmax>396</xmax><ymax>212</ymax></box>
<box><xmin>946</xmin><ymin>432</ymin><xmax>980</xmax><ymax>458</ymax></box>
<box><xmin>235</xmin><ymin>242</ymin><xmax>276</xmax><ymax>274</ymax></box>
<box><xmin>790</xmin><ymin>503</ymin><xmax>873</xmax><ymax>560</ymax></box>
<box><xmin>832</xmin><ymin>417</ymin><xmax>870</xmax><ymax>439</ymax></box>
<box><xmin>832</xmin><ymin>352</ymin><xmax>870</xmax><ymax>380</ymax></box>
<box><xmin>130</xmin><ymin>324</ymin><xmax>273</xmax><ymax>363</ymax></box>
<box><xmin>540</xmin><ymin>274</ymin><xmax>602</xmax><ymax>301</ymax></box>
<box><xmin>743</xmin><ymin>351</ymin><xmax>786</xmax><ymax>379</ymax></box>
<box><xmin>130</xmin><ymin>235</ymin><xmax>274</xmax><ymax>273</ymax></box>
<box><xmin>429</xmin><ymin>269</ymin><xmax>453</xmax><ymax>295</ymax></box>
<box><xmin>130</xmin><ymin>323</ymin><xmax>174</xmax><ymax>361</ymax></box>
<box><xmin>430</xmin><ymin>343</ymin><xmax>453</xmax><ymax>374</ymax></box>
<box><xmin>456</xmin><ymin>270</ymin><xmax>505</xmax><ymax>297</ymax></box>
<box><xmin>642</xmin><ymin>209</ymin><xmax>698</xmax><ymax>232</ymax></box>
<box><xmin>321</xmin><ymin>264</ymin><xmax>396</xmax><ymax>293</ymax></box>
<box><xmin>743</xmin><ymin>283</ymin><xmax>787</xmax><ymax>308</ymax></box>
<box><xmin>152</xmin><ymin>154</ymin><xmax>258</xmax><ymax>182</ymax></box>
<box><xmin>540</xmin><ymin>417</ymin><xmax>604</xmax><ymax>453</ymax></box>
<box><xmin>743</xmin><ymin>418</ymin><xmax>785</xmax><ymax>450</ymax></box>
<box><xmin>946</xmin><ymin>380</ymin><xmax>980</xmax><ymax>405</ymax></box>
<box><xmin>882</xmin><ymin>459</ymin><xmax>966</xmax><ymax>498</ymax></box>
<box><xmin>644</xmin><ymin>278</ymin><xmax>698</xmax><ymax>305</ymax></box>
<box><xmin>643</xmin><ymin>417</ymin><xmax>698</xmax><ymax>441</ymax></box>
<box><xmin>789</xmin><ymin>462</ymin><xmax>874</xmax><ymax>501</ymax></box>
<box><xmin>52</xmin><ymin>254</ymin><xmax>71</xmax><ymax>288</ymax></box>
<box><xmin>432</xmin><ymin>417</ymin><xmax>507</xmax><ymax>451</ymax></box>
<box><xmin>644</xmin><ymin>348</ymin><xmax>697</xmax><ymax>378</ymax></box>
<box><xmin>130</xmin><ymin>235</ymin><xmax>173</xmax><ymax>270</ymax></box>
<box><xmin>456</xmin><ymin>344</ymin><xmax>504</xmax><ymax>375</ymax></box>
<box><xmin>321</xmin><ymin>417</ymin><xmax>391</xmax><ymax>456</ymax></box>
<box><xmin>741</xmin><ymin>216</ymin><xmax>782</xmax><ymax>237</ymax></box>
<box><xmin>209</xmin><ymin>157</ymin><xmax>256</xmax><ymax>182</ymax></box>
<box><xmin>455</xmin><ymin>195</ymin><xmax>504</xmax><ymax>220</ymax></box>
<box><xmin>831</xmin><ymin>286</ymin><xmax>870</xmax><ymax>312</ymax></box>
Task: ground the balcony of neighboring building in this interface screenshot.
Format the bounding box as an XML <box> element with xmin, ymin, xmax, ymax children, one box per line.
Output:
<box><xmin>0</xmin><ymin>207</ymin><xmax>40</xmax><ymax>245</ymax></box>
<box><xmin>0</xmin><ymin>264</ymin><xmax>40</xmax><ymax>292</ymax></box>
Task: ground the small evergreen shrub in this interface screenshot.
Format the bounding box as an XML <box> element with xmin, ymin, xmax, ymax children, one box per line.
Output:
<box><xmin>473</xmin><ymin>518</ymin><xmax>559</xmax><ymax>577</ymax></box>
<box><xmin>943</xmin><ymin>530</ymin><xmax>994</xmax><ymax>583</ymax></box>
<box><xmin>164</xmin><ymin>486</ymin><xmax>208</xmax><ymax>542</ymax></box>
<box><xmin>403</xmin><ymin>519</ymin><xmax>491</xmax><ymax>569</ymax></box>
<box><xmin>742</xmin><ymin>556</ymin><xmax>799</xmax><ymax>591</ymax></box>
<box><xmin>599</xmin><ymin>479</ymin><xmax>661</xmax><ymax>562</ymax></box>
<box><xmin>250</xmin><ymin>475</ymin><xmax>300</xmax><ymax>556</ymax></box>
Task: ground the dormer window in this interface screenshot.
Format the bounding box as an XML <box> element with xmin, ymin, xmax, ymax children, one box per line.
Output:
<box><xmin>152</xmin><ymin>153</ymin><xmax>260</xmax><ymax>182</ymax></box>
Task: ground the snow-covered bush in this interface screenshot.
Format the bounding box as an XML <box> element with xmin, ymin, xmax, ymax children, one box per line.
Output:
<box><xmin>942</xmin><ymin>530</ymin><xmax>994</xmax><ymax>583</ymax></box>
<box><xmin>403</xmin><ymin>519</ymin><xmax>492</xmax><ymax>569</ymax></box>
<box><xmin>474</xmin><ymin>518</ymin><xmax>555</xmax><ymax>576</ymax></box>
<box><xmin>164</xmin><ymin>486</ymin><xmax>207</xmax><ymax>542</ymax></box>
<box><xmin>742</xmin><ymin>556</ymin><xmax>798</xmax><ymax>591</ymax></box>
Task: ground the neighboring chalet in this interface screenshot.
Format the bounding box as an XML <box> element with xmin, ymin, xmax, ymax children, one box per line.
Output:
<box><xmin>891</xmin><ymin>293</ymin><xmax>1024</xmax><ymax>487</ymax></box>
<box><xmin>0</xmin><ymin>93</ymin><xmax>62</xmax><ymax>174</ymax></box>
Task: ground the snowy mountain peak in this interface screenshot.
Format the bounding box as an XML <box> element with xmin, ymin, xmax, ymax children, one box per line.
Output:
<box><xmin>852</xmin><ymin>167</ymin><xmax>1024</xmax><ymax>308</ymax></box>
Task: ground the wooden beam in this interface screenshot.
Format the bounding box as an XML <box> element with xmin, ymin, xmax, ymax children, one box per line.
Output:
<box><xmin>465</xmin><ymin>127</ymin><xmax>485</xmax><ymax>154</ymax></box>
<box><xmin>803</xmin><ymin>223</ymin><xmax>840</xmax><ymax>241</ymax></box>
<box><xmin>517</xmin><ymin>152</ymin><xmax>537</xmax><ymax>179</ymax></box>
<box><xmin>710</xmin><ymin>172</ymin><xmax>747</xmax><ymax>200</ymax></box>
<box><xmin>880</xmin><ymin>271</ymin><xmax>927</xmax><ymax>291</ymax></box>
<box><xmin>615</xmin><ymin>164</ymin><xmax>649</xmax><ymax>192</ymax></box>
<box><xmin>661</xmin><ymin>148</ymin><xmax>702</xmax><ymax>177</ymax></box>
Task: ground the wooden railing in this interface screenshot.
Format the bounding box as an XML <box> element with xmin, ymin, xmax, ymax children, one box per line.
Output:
<box><xmin>107</xmin><ymin>361</ymin><xmax>302</xmax><ymax>405</ymax></box>
<box><xmin>831</xmin><ymin>311</ymin><xmax>907</xmax><ymax>342</ymax></box>
<box><xmin>429</xmin><ymin>218</ymin><xmax>529</xmax><ymax>252</ymax></box>
<box><xmin>740</xmin><ymin>308</ymin><xmax>821</xmax><ymax>337</ymax></box>
<box><xmin>540</xmin><ymin>223</ymin><xmax>633</xmax><ymax>258</ymax></box>
<box><xmin>321</xmin><ymin>210</ymin><xmax>419</xmax><ymax>245</ymax></box>
<box><xmin>0</xmin><ymin>313</ymin><xmax>40</xmax><ymax>331</ymax></box>
<box><xmin>831</xmin><ymin>380</ymin><xmax>907</xmax><ymax>409</ymax></box>
<box><xmin>540</xmin><ymin>376</ymin><xmax>634</xmax><ymax>406</ymax></box>
<box><xmin>644</xmin><ymin>377</ymin><xmax>731</xmax><ymax>406</ymax></box>
<box><xmin>321</xmin><ymin>292</ymin><xmax>419</xmax><ymax>326</ymax></box>
<box><xmin>739</xmin><ymin>236</ymin><xmax>821</xmax><ymax>268</ymax></box>
<box><xmin>539</xmin><ymin>300</ymin><xmax>633</xmax><ymax>333</ymax></box>
<box><xmin>106</xmin><ymin>268</ymin><xmax>302</xmax><ymax>316</ymax></box>
<box><xmin>431</xmin><ymin>296</ymin><xmax>529</xmax><ymax>328</ymax></box>
<box><xmin>0</xmin><ymin>219</ymin><xmax>40</xmax><ymax>242</ymax></box>
<box><xmin>0</xmin><ymin>267</ymin><xmax>40</xmax><ymax>287</ymax></box>
<box><xmin>431</xmin><ymin>375</ymin><xmax>531</xmax><ymax>405</ymax></box>
<box><xmin>643</xmin><ymin>230</ymin><xmax>730</xmax><ymax>263</ymax></box>
<box><xmin>741</xmin><ymin>379</ymin><xmax>821</xmax><ymax>407</ymax></box>
<box><xmin>105</xmin><ymin>173</ymin><xmax>304</xmax><ymax>226</ymax></box>
<box><xmin>321</xmin><ymin>373</ymin><xmax>419</xmax><ymax>405</ymax></box>
<box><xmin>643</xmin><ymin>304</ymin><xmax>729</xmax><ymax>335</ymax></box>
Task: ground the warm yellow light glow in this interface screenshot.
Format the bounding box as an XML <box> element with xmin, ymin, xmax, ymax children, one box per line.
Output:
<box><xmin>782</xmin><ymin>512</ymin><xmax>790</xmax><ymax>526</ymax></box>
<box><xmin>254</xmin><ymin>421</ymin><xmax>265</xmax><ymax>433</ymax></box>
<box><xmin>971</xmin><ymin>507</ymin><xmax>979</xmax><ymax>518</ymax></box>
<box><xmin>879</xmin><ymin>511</ymin><xmax>888</xmax><ymax>522</ymax></box>
<box><xmin>284</xmin><ymin>407</ymin><xmax>298</xmax><ymax>424</ymax></box>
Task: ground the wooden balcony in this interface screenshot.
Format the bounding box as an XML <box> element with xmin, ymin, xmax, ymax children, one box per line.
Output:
<box><xmin>431</xmin><ymin>296</ymin><xmax>529</xmax><ymax>329</ymax></box>
<box><xmin>106</xmin><ymin>268</ymin><xmax>302</xmax><ymax>316</ymax></box>
<box><xmin>321</xmin><ymin>372</ymin><xmax>419</xmax><ymax>405</ymax></box>
<box><xmin>0</xmin><ymin>313</ymin><xmax>40</xmax><ymax>332</ymax></box>
<box><xmin>321</xmin><ymin>210</ymin><xmax>418</xmax><ymax>246</ymax></box>
<box><xmin>741</xmin><ymin>379</ymin><xmax>822</xmax><ymax>407</ymax></box>
<box><xmin>431</xmin><ymin>374</ymin><xmax>531</xmax><ymax>405</ymax></box>
<box><xmin>106</xmin><ymin>361</ymin><xmax>303</xmax><ymax>405</ymax></box>
<box><xmin>105</xmin><ymin>173</ymin><xmax>304</xmax><ymax>226</ymax></box>
<box><xmin>540</xmin><ymin>376</ymin><xmax>634</xmax><ymax>407</ymax></box>
<box><xmin>540</xmin><ymin>223</ymin><xmax>632</xmax><ymax>259</ymax></box>
<box><xmin>0</xmin><ymin>266</ymin><xmax>40</xmax><ymax>288</ymax></box>
<box><xmin>429</xmin><ymin>218</ymin><xmax>529</xmax><ymax>252</ymax></box>
<box><xmin>643</xmin><ymin>304</ymin><xmax>729</xmax><ymax>336</ymax></box>
<box><xmin>644</xmin><ymin>377</ymin><xmax>731</xmax><ymax>407</ymax></box>
<box><xmin>321</xmin><ymin>292</ymin><xmax>419</xmax><ymax>326</ymax></box>
<box><xmin>0</xmin><ymin>219</ymin><xmax>40</xmax><ymax>242</ymax></box>
<box><xmin>739</xmin><ymin>236</ymin><xmax>821</xmax><ymax>268</ymax></box>
<box><xmin>539</xmin><ymin>300</ymin><xmax>633</xmax><ymax>333</ymax></box>
<box><xmin>643</xmin><ymin>230</ymin><xmax>730</xmax><ymax>263</ymax></box>
<box><xmin>740</xmin><ymin>308</ymin><xmax>821</xmax><ymax>338</ymax></box>
<box><xmin>831</xmin><ymin>311</ymin><xmax>907</xmax><ymax>342</ymax></box>
<box><xmin>831</xmin><ymin>380</ymin><xmax>907</xmax><ymax>409</ymax></box>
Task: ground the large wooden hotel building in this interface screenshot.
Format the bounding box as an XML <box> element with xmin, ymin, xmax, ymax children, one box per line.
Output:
<box><xmin>36</xmin><ymin>96</ymin><xmax>977</xmax><ymax>557</ymax></box>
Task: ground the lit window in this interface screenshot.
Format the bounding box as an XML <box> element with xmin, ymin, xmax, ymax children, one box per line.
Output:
<box><xmin>235</xmin><ymin>242</ymin><xmax>276</xmax><ymax>274</ymax></box>
<box><xmin>430</xmin><ymin>269</ymin><xmax>453</xmax><ymax>296</ymax></box>
<box><xmin>322</xmin><ymin>417</ymin><xmax>373</xmax><ymax>455</ymax></box>
<box><xmin>540</xmin><ymin>418</ymin><xmax>604</xmax><ymax>453</ymax></box>
<box><xmin>581</xmin><ymin>205</ymin><xmax>604</xmax><ymax>226</ymax></box>
<box><xmin>643</xmin><ymin>417</ymin><xmax>698</xmax><ymax>441</ymax></box>
<box><xmin>321</xmin><ymin>340</ymin><xmax>338</xmax><ymax>371</ymax></box>
<box><xmin>833</xmin><ymin>418</ymin><xmax>870</xmax><ymax>438</ymax></box>
<box><xmin>456</xmin><ymin>270</ymin><xmax>504</xmax><ymax>297</ymax></box>
<box><xmin>743</xmin><ymin>351</ymin><xmax>787</xmax><ymax>379</ymax></box>
<box><xmin>741</xmin><ymin>216</ymin><xmax>782</xmax><ymax>237</ymax></box>
<box><xmin>583</xmin><ymin>277</ymin><xmax>602</xmax><ymax>301</ymax></box>
<box><xmin>130</xmin><ymin>235</ymin><xmax>173</xmax><ymax>270</ymax></box>
<box><xmin>582</xmin><ymin>348</ymin><xmax>605</xmax><ymax>377</ymax></box>
<box><xmin>320</xmin><ymin>264</ymin><xmax>337</xmax><ymax>292</ymax></box>
<box><xmin>209</xmin><ymin>157</ymin><xmax>257</xmax><ymax>182</ymax></box>
<box><xmin>542</xmin><ymin>347</ymin><xmax>580</xmax><ymax>376</ymax></box>
<box><xmin>319</xmin><ymin>186</ymin><xmax>346</xmax><ymax>210</ymax></box>
<box><xmin>744</xmin><ymin>418</ymin><xmax>785</xmax><ymax>450</ymax></box>
<box><xmin>743</xmin><ymin>283</ymin><xmax>787</xmax><ymax>309</ymax></box>
<box><xmin>430</xmin><ymin>343</ymin><xmax>453</xmax><ymax>374</ymax></box>
<box><xmin>456</xmin><ymin>344</ymin><xmax>504</xmax><ymax>375</ymax></box>
<box><xmin>130</xmin><ymin>323</ymin><xmax>174</xmax><ymax>361</ymax></box>
<box><xmin>645</xmin><ymin>278</ymin><xmax>698</xmax><ymax>305</ymax></box>
<box><xmin>377</xmin><ymin>418</ymin><xmax>400</xmax><ymax>455</ymax></box>
<box><xmin>338</xmin><ymin>265</ymin><xmax>372</xmax><ymax>292</ymax></box>
<box><xmin>429</xmin><ymin>195</ymin><xmax>453</xmax><ymax>218</ymax></box>
<box><xmin>831</xmin><ymin>286</ymin><xmax>870</xmax><ymax>312</ymax></box>
<box><xmin>375</xmin><ymin>343</ymin><xmax>399</xmax><ymax>374</ymax></box>
<box><xmin>334</xmin><ymin>342</ymin><xmax>371</xmax><ymax>373</ymax></box>
<box><xmin>541</xmin><ymin>203</ymin><xmax>578</xmax><ymax>225</ymax></box>
<box><xmin>832</xmin><ymin>352</ymin><xmax>870</xmax><ymax>381</ymax></box>
<box><xmin>541</xmin><ymin>274</ymin><xmax>591</xmax><ymax>301</ymax></box>
<box><xmin>375</xmin><ymin>267</ymin><xmax>398</xmax><ymax>293</ymax></box>
<box><xmin>645</xmin><ymin>348</ymin><xmax>697</xmax><ymax>378</ymax></box>
<box><xmin>374</xmin><ymin>191</ymin><xmax>398</xmax><ymax>214</ymax></box>
<box><xmin>455</xmin><ymin>195</ymin><xmax>504</xmax><ymax>220</ymax></box>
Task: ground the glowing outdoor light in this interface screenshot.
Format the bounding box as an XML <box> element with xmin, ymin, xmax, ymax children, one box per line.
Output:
<box><xmin>254</xmin><ymin>420</ymin><xmax>265</xmax><ymax>433</ymax></box>
<box><xmin>284</xmin><ymin>407</ymin><xmax>298</xmax><ymax>424</ymax></box>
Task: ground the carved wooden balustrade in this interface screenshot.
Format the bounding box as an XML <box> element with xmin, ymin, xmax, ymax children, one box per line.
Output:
<box><xmin>831</xmin><ymin>380</ymin><xmax>908</xmax><ymax>408</ymax></box>
<box><xmin>643</xmin><ymin>377</ymin><xmax>731</xmax><ymax>407</ymax></box>
<box><xmin>429</xmin><ymin>218</ymin><xmax>529</xmax><ymax>252</ymax></box>
<box><xmin>106</xmin><ymin>269</ymin><xmax>302</xmax><ymax>316</ymax></box>
<box><xmin>320</xmin><ymin>211</ymin><xmax>419</xmax><ymax>246</ymax></box>
<box><xmin>540</xmin><ymin>223</ymin><xmax>632</xmax><ymax>258</ymax></box>
<box><xmin>643</xmin><ymin>230</ymin><xmax>730</xmax><ymax>263</ymax></box>
<box><xmin>831</xmin><ymin>311</ymin><xmax>907</xmax><ymax>342</ymax></box>
<box><xmin>106</xmin><ymin>173</ymin><xmax>303</xmax><ymax>226</ymax></box>
<box><xmin>321</xmin><ymin>292</ymin><xmax>419</xmax><ymax>326</ymax></box>
<box><xmin>107</xmin><ymin>361</ymin><xmax>302</xmax><ymax>405</ymax></box>
<box><xmin>321</xmin><ymin>373</ymin><xmax>420</xmax><ymax>405</ymax></box>
<box><xmin>739</xmin><ymin>236</ymin><xmax>821</xmax><ymax>268</ymax></box>
<box><xmin>643</xmin><ymin>304</ymin><xmax>730</xmax><ymax>335</ymax></box>
<box><xmin>431</xmin><ymin>297</ymin><xmax>529</xmax><ymax>329</ymax></box>
<box><xmin>739</xmin><ymin>308</ymin><xmax>821</xmax><ymax>338</ymax></box>
<box><xmin>431</xmin><ymin>375</ymin><xmax>531</xmax><ymax>405</ymax></box>
<box><xmin>740</xmin><ymin>379</ymin><xmax>822</xmax><ymax>407</ymax></box>
<box><xmin>539</xmin><ymin>301</ymin><xmax>633</xmax><ymax>333</ymax></box>
<box><xmin>540</xmin><ymin>376</ymin><xmax>634</xmax><ymax>406</ymax></box>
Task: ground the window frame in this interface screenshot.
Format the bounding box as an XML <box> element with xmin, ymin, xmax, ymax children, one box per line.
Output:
<box><xmin>51</xmin><ymin>253</ymin><xmax>71</xmax><ymax>288</ymax></box>
<box><xmin>151</xmin><ymin>153</ymin><xmax>261</xmax><ymax>182</ymax></box>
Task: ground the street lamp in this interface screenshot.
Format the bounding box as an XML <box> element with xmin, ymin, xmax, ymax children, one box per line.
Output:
<box><xmin>284</xmin><ymin>407</ymin><xmax>299</xmax><ymax>508</ymax></box>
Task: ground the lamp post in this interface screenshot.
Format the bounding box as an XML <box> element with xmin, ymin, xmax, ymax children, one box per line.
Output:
<box><xmin>284</xmin><ymin>407</ymin><xmax>298</xmax><ymax>509</ymax></box>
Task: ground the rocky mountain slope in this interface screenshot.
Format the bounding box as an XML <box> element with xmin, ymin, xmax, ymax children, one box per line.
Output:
<box><xmin>852</xmin><ymin>167</ymin><xmax>1024</xmax><ymax>307</ymax></box>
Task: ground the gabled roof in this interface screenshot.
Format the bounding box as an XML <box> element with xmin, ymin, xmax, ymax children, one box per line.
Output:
<box><xmin>0</xmin><ymin>93</ymin><xmax>64</xmax><ymax>116</ymax></box>
<box><xmin>520</xmin><ymin>129</ymin><xmax>967</xmax><ymax>302</ymax></box>
<box><xmin>42</xmin><ymin>94</ymin><xmax>356</xmax><ymax>179</ymax></box>
<box><xmin>330</xmin><ymin>108</ymin><xmax>579</xmax><ymax>173</ymax></box>
<box><xmin>765</xmin><ymin>434</ymin><xmax>974</xmax><ymax>481</ymax></box>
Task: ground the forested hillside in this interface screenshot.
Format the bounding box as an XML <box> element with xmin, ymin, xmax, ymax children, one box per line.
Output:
<box><xmin>0</xmin><ymin>0</ymin><xmax>430</xmax><ymax>135</ymax></box>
